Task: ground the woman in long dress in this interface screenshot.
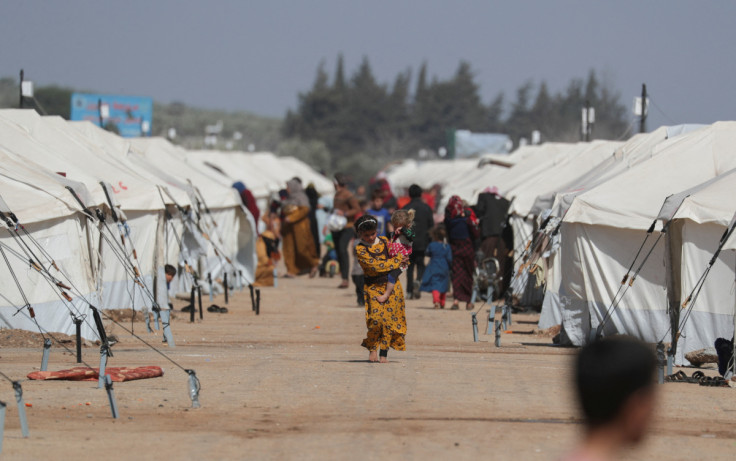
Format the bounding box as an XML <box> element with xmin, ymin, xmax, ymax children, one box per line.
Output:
<box><xmin>281</xmin><ymin>179</ymin><xmax>319</xmax><ymax>277</ymax></box>
<box><xmin>444</xmin><ymin>195</ymin><xmax>479</xmax><ymax>310</ymax></box>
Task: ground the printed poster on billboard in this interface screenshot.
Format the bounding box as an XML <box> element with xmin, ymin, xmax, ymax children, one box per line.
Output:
<box><xmin>70</xmin><ymin>93</ymin><xmax>153</xmax><ymax>138</ymax></box>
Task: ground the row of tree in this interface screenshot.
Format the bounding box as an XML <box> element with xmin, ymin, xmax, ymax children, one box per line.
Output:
<box><xmin>282</xmin><ymin>56</ymin><xmax>630</xmax><ymax>183</ymax></box>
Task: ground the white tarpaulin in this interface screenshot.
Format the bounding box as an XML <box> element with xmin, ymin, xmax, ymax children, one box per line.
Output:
<box><xmin>558</xmin><ymin>122</ymin><xmax>736</xmax><ymax>348</ymax></box>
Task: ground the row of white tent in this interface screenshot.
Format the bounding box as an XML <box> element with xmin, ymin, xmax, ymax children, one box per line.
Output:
<box><xmin>0</xmin><ymin>109</ymin><xmax>329</xmax><ymax>341</ymax></box>
<box><xmin>386</xmin><ymin>122</ymin><xmax>736</xmax><ymax>365</ymax></box>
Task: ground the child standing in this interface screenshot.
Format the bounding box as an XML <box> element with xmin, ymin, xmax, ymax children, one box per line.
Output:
<box><xmin>366</xmin><ymin>190</ymin><xmax>392</xmax><ymax>237</ymax></box>
<box><xmin>374</xmin><ymin>209</ymin><xmax>415</xmax><ymax>304</ymax></box>
<box><xmin>354</xmin><ymin>215</ymin><xmax>407</xmax><ymax>363</ymax></box>
<box><xmin>420</xmin><ymin>225</ymin><xmax>452</xmax><ymax>309</ymax></box>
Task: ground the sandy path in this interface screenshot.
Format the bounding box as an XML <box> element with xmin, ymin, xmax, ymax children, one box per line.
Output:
<box><xmin>1</xmin><ymin>272</ymin><xmax>735</xmax><ymax>460</ymax></box>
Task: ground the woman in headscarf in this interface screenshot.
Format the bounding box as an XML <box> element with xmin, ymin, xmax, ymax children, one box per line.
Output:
<box><xmin>305</xmin><ymin>183</ymin><xmax>321</xmax><ymax>259</ymax></box>
<box><xmin>444</xmin><ymin>195</ymin><xmax>479</xmax><ymax>310</ymax></box>
<box><xmin>281</xmin><ymin>178</ymin><xmax>320</xmax><ymax>278</ymax></box>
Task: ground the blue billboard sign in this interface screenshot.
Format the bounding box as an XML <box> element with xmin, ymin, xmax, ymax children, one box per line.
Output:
<box><xmin>70</xmin><ymin>93</ymin><xmax>153</xmax><ymax>138</ymax></box>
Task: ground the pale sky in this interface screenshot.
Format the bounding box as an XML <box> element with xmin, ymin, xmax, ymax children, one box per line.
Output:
<box><xmin>2</xmin><ymin>0</ymin><xmax>735</xmax><ymax>133</ymax></box>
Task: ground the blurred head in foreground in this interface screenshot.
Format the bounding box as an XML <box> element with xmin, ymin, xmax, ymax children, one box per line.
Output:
<box><xmin>567</xmin><ymin>335</ymin><xmax>657</xmax><ymax>460</ymax></box>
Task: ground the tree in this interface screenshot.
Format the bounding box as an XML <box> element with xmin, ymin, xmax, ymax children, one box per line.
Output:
<box><xmin>504</xmin><ymin>80</ymin><xmax>534</xmax><ymax>145</ymax></box>
<box><xmin>276</xmin><ymin>138</ymin><xmax>331</xmax><ymax>173</ymax></box>
<box><xmin>530</xmin><ymin>82</ymin><xmax>552</xmax><ymax>140</ymax></box>
<box><xmin>487</xmin><ymin>93</ymin><xmax>504</xmax><ymax>133</ymax></box>
<box><xmin>33</xmin><ymin>85</ymin><xmax>74</xmax><ymax>118</ymax></box>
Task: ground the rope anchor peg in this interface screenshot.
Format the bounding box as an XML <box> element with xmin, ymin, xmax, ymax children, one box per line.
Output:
<box><xmin>186</xmin><ymin>369</ymin><xmax>201</xmax><ymax>408</ymax></box>
<box><xmin>471</xmin><ymin>312</ymin><xmax>479</xmax><ymax>342</ymax></box>
<box><xmin>656</xmin><ymin>342</ymin><xmax>665</xmax><ymax>384</ymax></box>
<box><xmin>13</xmin><ymin>382</ymin><xmax>29</xmax><ymax>438</ymax></box>
<box><xmin>0</xmin><ymin>399</ymin><xmax>6</xmax><ymax>453</ymax></box>
<box><xmin>104</xmin><ymin>375</ymin><xmax>119</xmax><ymax>419</ymax></box>
<box><xmin>40</xmin><ymin>337</ymin><xmax>52</xmax><ymax>371</ymax></box>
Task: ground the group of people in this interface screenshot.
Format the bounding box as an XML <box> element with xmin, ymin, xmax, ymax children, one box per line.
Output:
<box><xmin>237</xmin><ymin>175</ymin><xmax>660</xmax><ymax>460</ymax></box>
<box><xmin>242</xmin><ymin>173</ymin><xmax>515</xmax><ymax>360</ymax></box>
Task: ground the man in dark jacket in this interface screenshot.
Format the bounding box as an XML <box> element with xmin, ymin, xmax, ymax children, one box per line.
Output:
<box><xmin>476</xmin><ymin>186</ymin><xmax>510</xmax><ymax>295</ymax></box>
<box><xmin>402</xmin><ymin>184</ymin><xmax>434</xmax><ymax>299</ymax></box>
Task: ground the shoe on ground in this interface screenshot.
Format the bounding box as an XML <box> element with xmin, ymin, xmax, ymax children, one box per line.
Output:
<box><xmin>433</xmin><ymin>302</ymin><xmax>440</xmax><ymax>309</ymax></box>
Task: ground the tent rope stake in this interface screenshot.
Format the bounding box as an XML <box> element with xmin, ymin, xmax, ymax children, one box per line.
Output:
<box><xmin>0</xmin><ymin>371</ymin><xmax>29</xmax><ymax>444</ymax></box>
<box><xmin>13</xmin><ymin>381</ymin><xmax>29</xmax><ymax>438</ymax></box>
<box><xmin>186</xmin><ymin>369</ymin><xmax>201</xmax><ymax>408</ymax></box>
<box><xmin>0</xmin><ymin>399</ymin><xmax>7</xmax><ymax>454</ymax></box>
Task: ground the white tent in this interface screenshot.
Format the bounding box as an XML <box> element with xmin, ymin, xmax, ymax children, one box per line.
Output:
<box><xmin>0</xmin><ymin>110</ymin><xmax>172</xmax><ymax>314</ymax></box>
<box><xmin>557</xmin><ymin>122</ymin><xmax>736</xmax><ymax>349</ymax></box>
<box><xmin>656</xmin><ymin>169</ymin><xmax>736</xmax><ymax>364</ymax></box>
<box><xmin>494</xmin><ymin>141</ymin><xmax>619</xmax><ymax>303</ymax></box>
<box><xmin>539</xmin><ymin>128</ymin><xmax>676</xmax><ymax>329</ymax></box>
<box><xmin>0</xmin><ymin>146</ymin><xmax>100</xmax><ymax>340</ymax></box>
<box><xmin>67</xmin><ymin>120</ymin><xmax>191</xmax><ymax>280</ymax></box>
<box><xmin>185</xmin><ymin>150</ymin><xmax>282</xmax><ymax>206</ymax></box>
<box><xmin>385</xmin><ymin>158</ymin><xmax>481</xmax><ymax>195</ymax></box>
<box><xmin>129</xmin><ymin>138</ymin><xmax>256</xmax><ymax>285</ymax></box>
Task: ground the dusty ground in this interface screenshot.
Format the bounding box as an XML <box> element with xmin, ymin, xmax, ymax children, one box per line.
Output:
<box><xmin>1</xmin><ymin>271</ymin><xmax>735</xmax><ymax>460</ymax></box>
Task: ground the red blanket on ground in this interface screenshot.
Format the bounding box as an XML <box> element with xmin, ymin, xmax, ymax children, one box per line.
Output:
<box><xmin>27</xmin><ymin>366</ymin><xmax>163</xmax><ymax>382</ymax></box>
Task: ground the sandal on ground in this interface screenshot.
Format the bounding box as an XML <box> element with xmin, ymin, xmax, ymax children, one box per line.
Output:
<box><xmin>309</xmin><ymin>266</ymin><xmax>319</xmax><ymax>278</ymax></box>
<box><xmin>450</xmin><ymin>303</ymin><xmax>460</xmax><ymax>310</ymax></box>
<box><xmin>691</xmin><ymin>371</ymin><xmax>705</xmax><ymax>382</ymax></box>
<box><xmin>699</xmin><ymin>375</ymin><xmax>729</xmax><ymax>387</ymax></box>
<box><xmin>207</xmin><ymin>304</ymin><xmax>220</xmax><ymax>313</ymax></box>
<box><xmin>433</xmin><ymin>302</ymin><xmax>440</xmax><ymax>309</ymax></box>
<box><xmin>664</xmin><ymin>370</ymin><xmax>688</xmax><ymax>382</ymax></box>
<box><xmin>466</xmin><ymin>302</ymin><xmax>474</xmax><ymax>311</ymax></box>
<box><xmin>337</xmin><ymin>280</ymin><xmax>349</xmax><ymax>289</ymax></box>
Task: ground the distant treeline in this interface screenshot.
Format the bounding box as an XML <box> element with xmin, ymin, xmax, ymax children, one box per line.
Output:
<box><xmin>283</xmin><ymin>56</ymin><xmax>630</xmax><ymax>183</ymax></box>
<box><xmin>0</xmin><ymin>62</ymin><xmax>630</xmax><ymax>187</ymax></box>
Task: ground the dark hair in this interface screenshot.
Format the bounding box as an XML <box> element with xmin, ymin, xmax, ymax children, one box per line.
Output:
<box><xmin>575</xmin><ymin>335</ymin><xmax>656</xmax><ymax>428</ymax></box>
<box><xmin>354</xmin><ymin>214</ymin><xmax>378</xmax><ymax>232</ymax></box>
<box><xmin>430</xmin><ymin>224</ymin><xmax>446</xmax><ymax>241</ymax></box>
<box><xmin>371</xmin><ymin>189</ymin><xmax>384</xmax><ymax>201</ymax></box>
<box><xmin>334</xmin><ymin>173</ymin><xmax>347</xmax><ymax>187</ymax></box>
<box><xmin>164</xmin><ymin>264</ymin><xmax>177</xmax><ymax>277</ymax></box>
<box><xmin>409</xmin><ymin>184</ymin><xmax>422</xmax><ymax>199</ymax></box>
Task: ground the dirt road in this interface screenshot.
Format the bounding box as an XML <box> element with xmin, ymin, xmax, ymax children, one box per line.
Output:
<box><xmin>1</xmin><ymin>273</ymin><xmax>735</xmax><ymax>460</ymax></box>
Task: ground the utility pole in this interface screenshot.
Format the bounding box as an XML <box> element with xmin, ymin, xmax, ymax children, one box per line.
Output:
<box><xmin>19</xmin><ymin>69</ymin><xmax>24</xmax><ymax>109</ymax></box>
<box><xmin>581</xmin><ymin>100</ymin><xmax>594</xmax><ymax>142</ymax></box>
<box><xmin>640</xmin><ymin>83</ymin><xmax>647</xmax><ymax>133</ymax></box>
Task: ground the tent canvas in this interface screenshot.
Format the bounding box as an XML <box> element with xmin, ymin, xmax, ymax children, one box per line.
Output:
<box><xmin>557</xmin><ymin>122</ymin><xmax>736</xmax><ymax>351</ymax></box>
<box><xmin>0</xmin><ymin>146</ymin><xmax>100</xmax><ymax>340</ymax></box>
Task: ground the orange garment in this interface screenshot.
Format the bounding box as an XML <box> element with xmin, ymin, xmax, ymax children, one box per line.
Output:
<box><xmin>253</xmin><ymin>230</ymin><xmax>276</xmax><ymax>287</ymax></box>
<box><xmin>281</xmin><ymin>205</ymin><xmax>319</xmax><ymax>275</ymax></box>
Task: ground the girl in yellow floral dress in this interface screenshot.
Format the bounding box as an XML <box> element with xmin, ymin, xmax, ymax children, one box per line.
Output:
<box><xmin>354</xmin><ymin>215</ymin><xmax>407</xmax><ymax>363</ymax></box>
